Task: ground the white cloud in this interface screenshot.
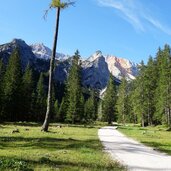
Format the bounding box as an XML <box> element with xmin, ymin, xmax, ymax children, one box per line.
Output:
<box><xmin>97</xmin><ymin>0</ymin><xmax>171</xmax><ymax>35</ymax></box>
<box><xmin>144</xmin><ymin>15</ymin><xmax>171</xmax><ymax>36</ymax></box>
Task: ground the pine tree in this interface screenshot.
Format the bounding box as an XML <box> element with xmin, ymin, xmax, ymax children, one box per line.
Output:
<box><xmin>66</xmin><ymin>50</ymin><xmax>83</xmax><ymax>123</ymax></box>
<box><xmin>127</xmin><ymin>81</ymin><xmax>138</xmax><ymax>124</ymax></box>
<box><xmin>143</xmin><ymin>56</ymin><xmax>157</xmax><ymax>125</ymax></box>
<box><xmin>156</xmin><ymin>45</ymin><xmax>171</xmax><ymax>127</ymax></box>
<box><xmin>21</xmin><ymin>64</ymin><xmax>33</xmax><ymax>121</ymax></box>
<box><xmin>128</xmin><ymin>80</ymin><xmax>139</xmax><ymax>124</ymax></box>
<box><xmin>154</xmin><ymin>48</ymin><xmax>164</xmax><ymax>123</ymax></box>
<box><xmin>131</xmin><ymin>61</ymin><xmax>147</xmax><ymax>127</ymax></box>
<box><xmin>3</xmin><ymin>49</ymin><xmax>22</xmax><ymax>121</ymax></box>
<box><xmin>79</xmin><ymin>93</ymin><xmax>85</xmax><ymax>122</ymax></box>
<box><xmin>84</xmin><ymin>92</ymin><xmax>96</xmax><ymax>123</ymax></box>
<box><xmin>36</xmin><ymin>73</ymin><xmax>47</xmax><ymax>121</ymax></box>
<box><xmin>102</xmin><ymin>74</ymin><xmax>117</xmax><ymax>124</ymax></box>
<box><xmin>117</xmin><ymin>77</ymin><xmax>128</xmax><ymax>125</ymax></box>
<box><xmin>0</xmin><ymin>59</ymin><xmax>5</xmax><ymax>121</ymax></box>
<box><xmin>58</xmin><ymin>97</ymin><xmax>68</xmax><ymax>122</ymax></box>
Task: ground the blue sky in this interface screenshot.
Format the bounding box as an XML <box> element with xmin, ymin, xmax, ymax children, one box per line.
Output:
<box><xmin>0</xmin><ymin>0</ymin><xmax>171</xmax><ymax>63</ymax></box>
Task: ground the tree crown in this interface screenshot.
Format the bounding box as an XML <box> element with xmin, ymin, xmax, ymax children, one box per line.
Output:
<box><xmin>50</xmin><ymin>0</ymin><xmax>75</xmax><ymax>9</ymax></box>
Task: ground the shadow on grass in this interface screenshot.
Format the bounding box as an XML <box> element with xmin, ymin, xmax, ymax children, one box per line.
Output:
<box><xmin>60</xmin><ymin>124</ymin><xmax>97</xmax><ymax>129</ymax></box>
<box><xmin>0</xmin><ymin>136</ymin><xmax>102</xmax><ymax>151</ymax></box>
<box><xmin>0</xmin><ymin>137</ymin><xmax>125</xmax><ymax>171</ymax></box>
<box><xmin>142</xmin><ymin>141</ymin><xmax>171</xmax><ymax>155</ymax></box>
<box><xmin>0</xmin><ymin>155</ymin><xmax>124</xmax><ymax>171</ymax></box>
<box><xmin>3</xmin><ymin>122</ymin><xmax>42</xmax><ymax>127</ymax></box>
<box><xmin>0</xmin><ymin>125</ymin><xmax>5</xmax><ymax>129</ymax></box>
<box><xmin>2</xmin><ymin>122</ymin><xmax>98</xmax><ymax>129</ymax></box>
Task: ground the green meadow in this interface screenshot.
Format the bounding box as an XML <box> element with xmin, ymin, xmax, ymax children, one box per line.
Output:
<box><xmin>119</xmin><ymin>124</ymin><xmax>171</xmax><ymax>155</ymax></box>
<box><xmin>0</xmin><ymin>123</ymin><xmax>125</xmax><ymax>171</ymax></box>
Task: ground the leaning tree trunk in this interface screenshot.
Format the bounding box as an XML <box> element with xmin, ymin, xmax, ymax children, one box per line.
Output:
<box><xmin>42</xmin><ymin>7</ymin><xmax>61</xmax><ymax>132</ymax></box>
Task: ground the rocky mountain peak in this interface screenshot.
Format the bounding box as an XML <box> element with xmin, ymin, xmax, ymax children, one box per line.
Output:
<box><xmin>30</xmin><ymin>43</ymin><xmax>52</xmax><ymax>60</ymax></box>
<box><xmin>30</xmin><ymin>43</ymin><xmax>69</xmax><ymax>61</ymax></box>
<box><xmin>87</xmin><ymin>50</ymin><xmax>103</xmax><ymax>62</ymax></box>
<box><xmin>105</xmin><ymin>55</ymin><xmax>138</xmax><ymax>80</ymax></box>
<box><xmin>0</xmin><ymin>39</ymin><xmax>35</xmax><ymax>69</ymax></box>
<box><xmin>11</xmin><ymin>39</ymin><xmax>27</xmax><ymax>47</ymax></box>
<box><xmin>0</xmin><ymin>39</ymin><xmax>139</xmax><ymax>90</ymax></box>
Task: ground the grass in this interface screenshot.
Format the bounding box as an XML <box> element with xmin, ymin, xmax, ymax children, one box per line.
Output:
<box><xmin>0</xmin><ymin>122</ymin><xmax>125</xmax><ymax>171</ymax></box>
<box><xmin>118</xmin><ymin>124</ymin><xmax>171</xmax><ymax>155</ymax></box>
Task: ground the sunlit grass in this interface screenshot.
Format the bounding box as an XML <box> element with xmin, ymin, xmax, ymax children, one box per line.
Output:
<box><xmin>0</xmin><ymin>122</ymin><xmax>125</xmax><ymax>171</ymax></box>
<box><xmin>119</xmin><ymin>124</ymin><xmax>171</xmax><ymax>155</ymax></box>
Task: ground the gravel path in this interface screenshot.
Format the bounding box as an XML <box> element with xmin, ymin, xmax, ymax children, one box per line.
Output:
<box><xmin>98</xmin><ymin>126</ymin><xmax>171</xmax><ymax>171</ymax></box>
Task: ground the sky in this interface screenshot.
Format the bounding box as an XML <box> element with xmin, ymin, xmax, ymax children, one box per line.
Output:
<box><xmin>0</xmin><ymin>0</ymin><xmax>171</xmax><ymax>63</ymax></box>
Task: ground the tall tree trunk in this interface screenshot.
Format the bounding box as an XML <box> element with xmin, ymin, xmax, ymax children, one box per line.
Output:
<box><xmin>42</xmin><ymin>7</ymin><xmax>61</xmax><ymax>132</ymax></box>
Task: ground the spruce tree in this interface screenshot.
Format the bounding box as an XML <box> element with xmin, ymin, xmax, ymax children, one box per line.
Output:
<box><xmin>144</xmin><ymin>56</ymin><xmax>157</xmax><ymax>125</ymax></box>
<box><xmin>0</xmin><ymin>59</ymin><xmax>5</xmax><ymax>121</ymax></box>
<box><xmin>84</xmin><ymin>92</ymin><xmax>96</xmax><ymax>123</ymax></box>
<box><xmin>131</xmin><ymin>61</ymin><xmax>147</xmax><ymax>127</ymax></box>
<box><xmin>102</xmin><ymin>74</ymin><xmax>117</xmax><ymax>124</ymax></box>
<box><xmin>66</xmin><ymin>50</ymin><xmax>83</xmax><ymax>123</ymax></box>
<box><xmin>36</xmin><ymin>73</ymin><xmax>47</xmax><ymax>121</ymax></box>
<box><xmin>58</xmin><ymin>97</ymin><xmax>68</xmax><ymax>122</ymax></box>
<box><xmin>117</xmin><ymin>77</ymin><xmax>128</xmax><ymax>125</ymax></box>
<box><xmin>21</xmin><ymin>64</ymin><xmax>33</xmax><ymax>121</ymax></box>
<box><xmin>3</xmin><ymin>49</ymin><xmax>22</xmax><ymax>121</ymax></box>
<box><xmin>154</xmin><ymin>47</ymin><xmax>164</xmax><ymax>123</ymax></box>
<box><xmin>156</xmin><ymin>45</ymin><xmax>171</xmax><ymax>127</ymax></box>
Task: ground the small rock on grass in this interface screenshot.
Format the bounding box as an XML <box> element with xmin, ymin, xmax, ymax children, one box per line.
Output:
<box><xmin>12</xmin><ymin>128</ymin><xmax>20</xmax><ymax>134</ymax></box>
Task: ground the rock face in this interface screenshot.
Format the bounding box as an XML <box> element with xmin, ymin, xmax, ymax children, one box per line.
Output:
<box><xmin>0</xmin><ymin>39</ymin><xmax>139</xmax><ymax>90</ymax></box>
<box><xmin>30</xmin><ymin>43</ymin><xmax>69</xmax><ymax>61</ymax></box>
<box><xmin>54</xmin><ymin>58</ymin><xmax>72</xmax><ymax>83</ymax></box>
<box><xmin>0</xmin><ymin>39</ymin><xmax>35</xmax><ymax>69</ymax></box>
<box><xmin>82</xmin><ymin>51</ymin><xmax>110</xmax><ymax>89</ymax></box>
<box><xmin>105</xmin><ymin>55</ymin><xmax>138</xmax><ymax>80</ymax></box>
<box><xmin>81</xmin><ymin>50</ymin><xmax>138</xmax><ymax>89</ymax></box>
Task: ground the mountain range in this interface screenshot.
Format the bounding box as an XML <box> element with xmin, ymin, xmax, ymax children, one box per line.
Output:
<box><xmin>0</xmin><ymin>39</ymin><xmax>139</xmax><ymax>90</ymax></box>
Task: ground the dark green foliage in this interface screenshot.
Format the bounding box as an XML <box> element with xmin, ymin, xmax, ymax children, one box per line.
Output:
<box><xmin>102</xmin><ymin>74</ymin><xmax>117</xmax><ymax>124</ymax></box>
<box><xmin>35</xmin><ymin>73</ymin><xmax>47</xmax><ymax>121</ymax></box>
<box><xmin>2</xmin><ymin>49</ymin><xmax>22</xmax><ymax>121</ymax></box>
<box><xmin>0</xmin><ymin>158</ymin><xmax>33</xmax><ymax>171</ymax></box>
<box><xmin>84</xmin><ymin>92</ymin><xmax>96</xmax><ymax>123</ymax></box>
<box><xmin>128</xmin><ymin>44</ymin><xmax>171</xmax><ymax>128</ymax></box>
<box><xmin>65</xmin><ymin>50</ymin><xmax>84</xmax><ymax>123</ymax></box>
<box><xmin>0</xmin><ymin>59</ymin><xmax>5</xmax><ymax>83</ymax></box>
<box><xmin>20</xmin><ymin>64</ymin><xmax>34</xmax><ymax>121</ymax></box>
<box><xmin>155</xmin><ymin>45</ymin><xmax>171</xmax><ymax>127</ymax></box>
<box><xmin>58</xmin><ymin>97</ymin><xmax>68</xmax><ymax>122</ymax></box>
<box><xmin>117</xmin><ymin>77</ymin><xmax>129</xmax><ymax>124</ymax></box>
<box><xmin>144</xmin><ymin>57</ymin><xmax>157</xmax><ymax>125</ymax></box>
<box><xmin>0</xmin><ymin>59</ymin><xmax>5</xmax><ymax>121</ymax></box>
<box><xmin>127</xmin><ymin>81</ymin><xmax>138</xmax><ymax>124</ymax></box>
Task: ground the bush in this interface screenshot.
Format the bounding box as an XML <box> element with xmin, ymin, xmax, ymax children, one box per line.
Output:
<box><xmin>0</xmin><ymin>158</ymin><xmax>33</xmax><ymax>171</ymax></box>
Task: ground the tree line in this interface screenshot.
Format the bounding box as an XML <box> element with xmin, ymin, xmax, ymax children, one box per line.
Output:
<box><xmin>1</xmin><ymin>44</ymin><xmax>170</xmax><ymax>128</ymax></box>
<box><xmin>0</xmin><ymin>49</ymin><xmax>99</xmax><ymax>124</ymax></box>
<box><xmin>116</xmin><ymin>44</ymin><xmax>171</xmax><ymax>129</ymax></box>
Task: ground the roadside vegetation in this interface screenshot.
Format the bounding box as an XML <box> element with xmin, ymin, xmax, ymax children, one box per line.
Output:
<box><xmin>0</xmin><ymin>122</ymin><xmax>125</xmax><ymax>171</ymax></box>
<box><xmin>119</xmin><ymin>124</ymin><xmax>171</xmax><ymax>155</ymax></box>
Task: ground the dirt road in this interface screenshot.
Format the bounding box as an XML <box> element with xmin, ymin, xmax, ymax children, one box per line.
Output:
<box><xmin>98</xmin><ymin>126</ymin><xmax>171</xmax><ymax>171</ymax></box>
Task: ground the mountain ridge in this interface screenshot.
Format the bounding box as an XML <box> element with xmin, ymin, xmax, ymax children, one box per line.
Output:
<box><xmin>0</xmin><ymin>39</ymin><xmax>139</xmax><ymax>90</ymax></box>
